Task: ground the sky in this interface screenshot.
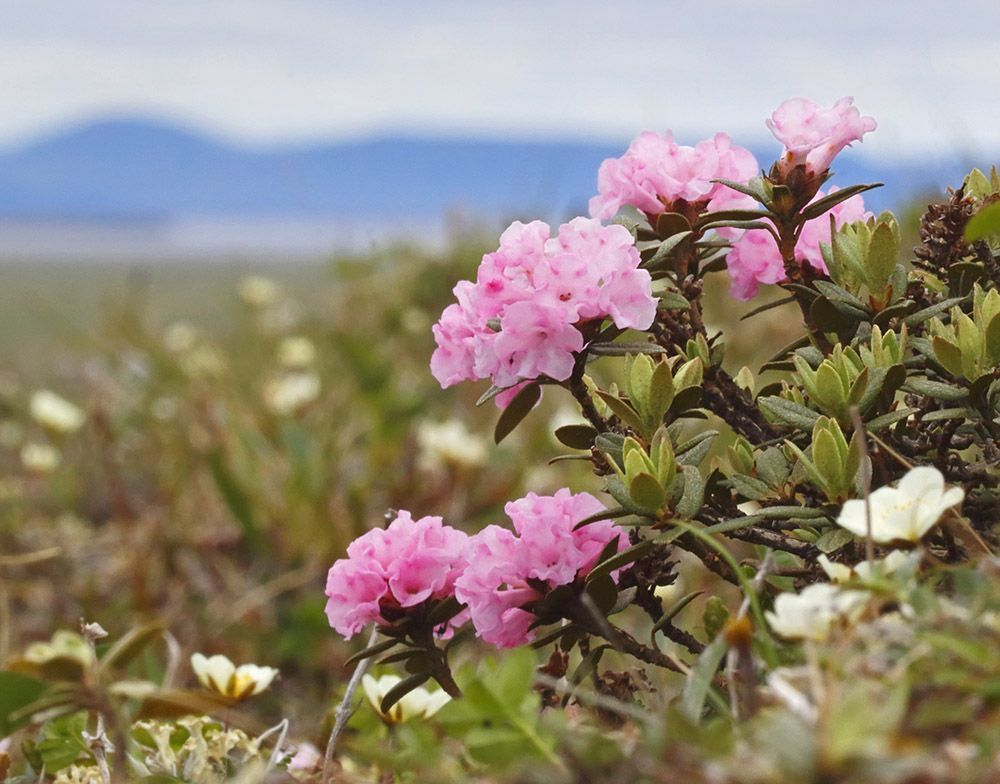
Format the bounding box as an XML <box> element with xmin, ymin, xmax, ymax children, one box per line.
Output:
<box><xmin>2</xmin><ymin>0</ymin><xmax>1000</xmax><ymax>160</ymax></box>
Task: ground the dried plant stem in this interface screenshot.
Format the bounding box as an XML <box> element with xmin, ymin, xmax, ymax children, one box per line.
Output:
<box><xmin>849</xmin><ymin>406</ymin><xmax>875</xmax><ymax>565</ymax></box>
<box><xmin>323</xmin><ymin>626</ymin><xmax>379</xmax><ymax>782</ymax></box>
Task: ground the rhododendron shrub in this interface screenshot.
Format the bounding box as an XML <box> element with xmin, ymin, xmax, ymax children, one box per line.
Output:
<box><xmin>324</xmin><ymin>95</ymin><xmax>1000</xmax><ymax>739</ymax></box>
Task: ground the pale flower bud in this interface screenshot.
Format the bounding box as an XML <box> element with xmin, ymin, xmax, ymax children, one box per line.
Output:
<box><xmin>29</xmin><ymin>390</ymin><xmax>85</xmax><ymax>434</ymax></box>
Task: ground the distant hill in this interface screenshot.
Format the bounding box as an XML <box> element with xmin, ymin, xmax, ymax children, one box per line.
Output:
<box><xmin>0</xmin><ymin>117</ymin><xmax>980</xmax><ymax>224</ymax></box>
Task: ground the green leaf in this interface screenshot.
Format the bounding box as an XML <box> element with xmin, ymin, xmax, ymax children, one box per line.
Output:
<box><xmin>903</xmin><ymin>378</ymin><xmax>968</xmax><ymax>401</ymax></box>
<box><xmin>380</xmin><ymin>672</ymin><xmax>431</xmax><ymax>714</ymax></box>
<box><xmin>984</xmin><ymin>313</ymin><xmax>1000</xmax><ymax>364</ymax></box>
<box><xmin>964</xmin><ymin>200</ymin><xmax>1000</xmax><ymax>242</ymax></box>
<box><xmin>922</xmin><ymin>407</ymin><xmax>969</xmax><ymax>422</ymax></box>
<box><xmin>812</xmin><ymin>280</ymin><xmax>868</xmax><ymax>310</ymax></box>
<box><xmin>343</xmin><ymin>638</ymin><xmax>399</xmax><ymax>668</ymax></box>
<box><xmin>903</xmin><ymin>296</ymin><xmax>968</xmax><ymax>327</ymax></box>
<box><xmin>644</xmin><ymin>231</ymin><xmax>694</xmax><ymax>269</ymax></box>
<box><xmin>589</xmin><ymin>341</ymin><xmax>667</xmax><ymax>357</ymax></box>
<box><xmin>629</xmin><ymin>472</ymin><xmax>666</xmax><ymax>512</ymax></box>
<box><xmin>729</xmin><ymin>473</ymin><xmax>773</xmax><ymax>501</ymax></box>
<box><xmin>676</xmin><ymin>430</ymin><xmax>717</xmax><ymax>468</ymax></box>
<box><xmin>758</xmin><ymin>396</ymin><xmax>821</xmax><ymax>431</ymax></box>
<box><xmin>595</xmin><ymin>390</ymin><xmax>644</xmax><ymax>432</ymax></box>
<box><xmin>494</xmin><ymin>382</ymin><xmax>541</xmax><ymax>444</ymax></box>
<box><xmin>754</xmin><ymin>447</ymin><xmax>790</xmax><ymax>488</ymax></box>
<box><xmin>740</xmin><ymin>295</ymin><xmax>797</xmax><ymax>321</ymax></box>
<box><xmin>587</xmin><ymin>539</ymin><xmax>656</xmax><ymax>585</ymax></box>
<box><xmin>815</xmin><ymin>527</ymin><xmax>855</xmax><ymax>554</ymax></box>
<box><xmin>681</xmin><ymin>635</ymin><xmax>728</xmax><ymax>722</ymax></box>
<box><xmin>864</xmin><ymin>407</ymin><xmax>918</xmax><ymax>432</ymax></box>
<box><xmin>475</xmin><ymin>384</ymin><xmax>505</xmax><ymax>407</ymax></box>
<box><xmin>799</xmin><ymin>183</ymin><xmax>883</xmax><ymax>222</ymax></box>
<box><xmin>35</xmin><ymin>711</ymin><xmax>92</xmax><ymax>773</ymax></box>
<box><xmin>205</xmin><ymin>450</ymin><xmax>260</xmax><ymax>548</ymax></box>
<box><xmin>0</xmin><ymin>671</ymin><xmax>48</xmax><ymax>736</ymax></box>
<box><xmin>675</xmin><ymin>465</ymin><xmax>706</xmax><ymax>519</ymax></box>
<box><xmin>866</xmin><ymin>220</ymin><xmax>899</xmax><ymax>291</ymax></box>
<box><xmin>554</xmin><ymin>424</ymin><xmax>598</xmax><ymax>450</ymax></box>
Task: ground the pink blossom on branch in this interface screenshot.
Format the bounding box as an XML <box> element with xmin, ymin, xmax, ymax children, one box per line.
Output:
<box><xmin>324</xmin><ymin>511</ymin><xmax>469</xmax><ymax>638</ymax></box>
<box><xmin>454</xmin><ymin>489</ymin><xmax>627</xmax><ymax>648</ymax></box>
<box><xmin>430</xmin><ymin>218</ymin><xmax>656</xmax><ymax>401</ymax></box>
<box><xmin>726</xmin><ymin>189</ymin><xmax>871</xmax><ymax>300</ymax></box>
<box><xmin>589</xmin><ymin>132</ymin><xmax>758</xmax><ymax>220</ymax></box>
<box><xmin>766</xmin><ymin>97</ymin><xmax>877</xmax><ymax>178</ymax></box>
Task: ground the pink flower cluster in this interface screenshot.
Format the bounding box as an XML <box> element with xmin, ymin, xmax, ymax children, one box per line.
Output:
<box><xmin>589</xmin><ymin>132</ymin><xmax>758</xmax><ymax>220</ymax></box>
<box><xmin>726</xmin><ymin>189</ymin><xmax>871</xmax><ymax>300</ymax></box>
<box><xmin>454</xmin><ymin>489</ymin><xmax>627</xmax><ymax>648</ymax></box>
<box><xmin>430</xmin><ymin>218</ymin><xmax>656</xmax><ymax>399</ymax></box>
<box><xmin>767</xmin><ymin>97</ymin><xmax>877</xmax><ymax>178</ymax></box>
<box><xmin>324</xmin><ymin>511</ymin><xmax>469</xmax><ymax>638</ymax></box>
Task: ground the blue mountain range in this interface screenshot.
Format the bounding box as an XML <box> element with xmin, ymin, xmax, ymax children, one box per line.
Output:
<box><xmin>0</xmin><ymin>117</ymin><xmax>984</xmax><ymax>222</ymax></box>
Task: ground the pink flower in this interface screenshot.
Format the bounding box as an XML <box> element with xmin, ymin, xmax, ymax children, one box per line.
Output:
<box><xmin>589</xmin><ymin>132</ymin><xmax>758</xmax><ymax>220</ymax></box>
<box><xmin>767</xmin><ymin>97</ymin><xmax>877</xmax><ymax>178</ymax></box>
<box><xmin>431</xmin><ymin>218</ymin><xmax>656</xmax><ymax>398</ymax></box>
<box><xmin>493</xmin><ymin>302</ymin><xmax>584</xmax><ymax>388</ymax></box>
<box><xmin>454</xmin><ymin>489</ymin><xmax>626</xmax><ymax>648</ymax></box>
<box><xmin>324</xmin><ymin>512</ymin><xmax>469</xmax><ymax>639</ymax></box>
<box><xmin>726</xmin><ymin>189</ymin><xmax>870</xmax><ymax>300</ymax></box>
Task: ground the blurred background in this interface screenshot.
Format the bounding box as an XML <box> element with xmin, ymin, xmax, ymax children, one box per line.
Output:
<box><xmin>1</xmin><ymin>0</ymin><xmax>998</xmax><ymax>749</ymax></box>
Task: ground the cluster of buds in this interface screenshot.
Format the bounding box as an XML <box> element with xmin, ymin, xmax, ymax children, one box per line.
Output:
<box><xmin>820</xmin><ymin>212</ymin><xmax>905</xmax><ymax>309</ymax></box>
<box><xmin>929</xmin><ymin>284</ymin><xmax>1000</xmax><ymax>382</ymax></box>
<box><xmin>786</xmin><ymin>416</ymin><xmax>862</xmax><ymax>502</ymax></box>
<box><xmin>790</xmin><ymin>328</ymin><xmax>905</xmax><ymax>424</ymax></box>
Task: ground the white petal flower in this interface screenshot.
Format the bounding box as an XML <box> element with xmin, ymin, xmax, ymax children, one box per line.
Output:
<box><xmin>361</xmin><ymin>674</ymin><xmax>452</xmax><ymax>724</ymax></box>
<box><xmin>21</xmin><ymin>442</ymin><xmax>60</xmax><ymax>472</ymax></box>
<box><xmin>836</xmin><ymin>466</ymin><xmax>963</xmax><ymax>544</ymax></box>
<box><xmin>191</xmin><ymin>653</ymin><xmax>278</xmax><ymax>699</ymax></box>
<box><xmin>30</xmin><ymin>390</ymin><xmax>85</xmax><ymax>433</ymax></box>
<box><xmin>818</xmin><ymin>550</ymin><xmax>914</xmax><ymax>583</ymax></box>
<box><xmin>416</xmin><ymin>420</ymin><xmax>487</xmax><ymax>471</ymax></box>
<box><xmin>765</xmin><ymin>583</ymin><xmax>868</xmax><ymax>642</ymax></box>
<box><xmin>163</xmin><ymin>322</ymin><xmax>198</xmax><ymax>354</ymax></box>
<box><xmin>278</xmin><ymin>336</ymin><xmax>317</xmax><ymax>368</ymax></box>
<box><xmin>239</xmin><ymin>275</ymin><xmax>281</xmax><ymax>308</ymax></box>
<box><xmin>262</xmin><ymin>372</ymin><xmax>321</xmax><ymax>416</ymax></box>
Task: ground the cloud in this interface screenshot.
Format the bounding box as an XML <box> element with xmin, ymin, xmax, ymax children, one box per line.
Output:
<box><xmin>1</xmin><ymin>0</ymin><xmax>998</xmax><ymax>158</ymax></box>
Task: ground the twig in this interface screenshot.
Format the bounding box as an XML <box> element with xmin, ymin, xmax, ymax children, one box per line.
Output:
<box><xmin>323</xmin><ymin>626</ymin><xmax>379</xmax><ymax>782</ymax></box>
<box><xmin>849</xmin><ymin>406</ymin><xmax>875</xmax><ymax>565</ymax></box>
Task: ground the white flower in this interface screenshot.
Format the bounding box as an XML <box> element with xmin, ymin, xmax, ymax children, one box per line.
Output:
<box><xmin>818</xmin><ymin>550</ymin><xmax>913</xmax><ymax>583</ymax></box>
<box><xmin>21</xmin><ymin>442</ymin><xmax>60</xmax><ymax>472</ymax></box>
<box><xmin>239</xmin><ymin>275</ymin><xmax>281</xmax><ymax>308</ymax></box>
<box><xmin>24</xmin><ymin>630</ymin><xmax>96</xmax><ymax>668</ymax></box>
<box><xmin>765</xmin><ymin>583</ymin><xmax>868</xmax><ymax>642</ymax></box>
<box><xmin>416</xmin><ymin>420</ymin><xmax>487</xmax><ymax>471</ymax></box>
<box><xmin>30</xmin><ymin>390</ymin><xmax>85</xmax><ymax>433</ymax></box>
<box><xmin>361</xmin><ymin>674</ymin><xmax>451</xmax><ymax>724</ymax></box>
<box><xmin>163</xmin><ymin>321</ymin><xmax>198</xmax><ymax>353</ymax></box>
<box><xmin>262</xmin><ymin>372</ymin><xmax>321</xmax><ymax>415</ymax></box>
<box><xmin>836</xmin><ymin>466</ymin><xmax>964</xmax><ymax>544</ymax></box>
<box><xmin>190</xmin><ymin>653</ymin><xmax>278</xmax><ymax>700</ymax></box>
<box><xmin>278</xmin><ymin>336</ymin><xmax>317</xmax><ymax>368</ymax></box>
